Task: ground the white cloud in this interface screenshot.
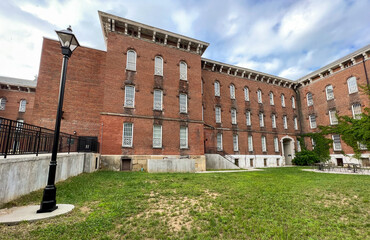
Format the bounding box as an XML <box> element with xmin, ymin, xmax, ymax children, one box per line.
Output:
<box><xmin>171</xmin><ymin>10</ymin><xmax>199</xmax><ymax>36</ymax></box>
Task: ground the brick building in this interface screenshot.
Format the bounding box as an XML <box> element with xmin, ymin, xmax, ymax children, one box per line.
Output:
<box><xmin>9</xmin><ymin>11</ymin><xmax>369</xmax><ymax>171</ymax></box>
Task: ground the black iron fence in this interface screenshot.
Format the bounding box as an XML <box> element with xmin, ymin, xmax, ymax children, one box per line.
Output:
<box><xmin>0</xmin><ymin>117</ymin><xmax>99</xmax><ymax>158</ymax></box>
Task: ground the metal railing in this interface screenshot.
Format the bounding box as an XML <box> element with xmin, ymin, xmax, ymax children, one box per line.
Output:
<box><xmin>0</xmin><ymin>117</ymin><xmax>99</xmax><ymax>158</ymax></box>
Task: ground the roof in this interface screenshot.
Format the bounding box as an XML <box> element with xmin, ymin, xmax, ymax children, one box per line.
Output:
<box><xmin>0</xmin><ymin>76</ymin><xmax>37</xmax><ymax>88</ymax></box>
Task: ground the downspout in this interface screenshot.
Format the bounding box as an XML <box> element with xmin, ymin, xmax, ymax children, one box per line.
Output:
<box><xmin>295</xmin><ymin>88</ymin><xmax>304</xmax><ymax>135</ymax></box>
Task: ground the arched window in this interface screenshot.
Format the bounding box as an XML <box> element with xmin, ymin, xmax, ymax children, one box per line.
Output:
<box><xmin>214</xmin><ymin>81</ymin><xmax>220</xmax><ymax>96</ymax></box>
<box><xmin>126</xmin><ymin>50</ymin><xmax>136</xmax><ymax>71</ymax></box>
<box><xmin>0</xmin><ymin>98</ymin><xmax>6</xmax><ymax>110</ymax></box>
<box><xmin>154</xmin><ymin>56</ymin><xmax>163</xmax><ymax>76</ymax></box>
<box><xmin>347</xmin><ymin>77</ymin><xmax>358</xmax><ymax>94</ymax></box>
<box><xmin>269</xmin><ymin>92</ymin><xmax>274</xmax><ymax>105</ymax></box>
<box><xmin>257</xmin><ymin>90</ymin><xmax>262</xmax><ymax>103</ymax></box>
<box><xmin>180</xmin><ymin>61</ymin><xmax>187</xmax><ymax>80</ymax></box>
<box><xmin>19</xmin><ymin>99</ymin><xmax>27</xmax><ymax>112</ymax></box>
<box><xmin>291</xmin><ymin>96</ymin><xmax>296</xmax><ymax>109</ymax></box>
<box><xmin>244</xmin><ymin>87</ymin><xmax>249</xmax><ymax>101</ymax></box>
<box><xmin>230</xmin><ymin>84</ymin><xmax>235</xmax><ymax>99</ymax></box>
<box><xmin>306</xmin><ymin>92</ymin><xmax>313</xmax><ymax>106</ymax></box>
<box><xmin>281</xmin><ymin>94</ymin><xmax>285</xmax><ymax>107</ymax></box>
<box><xmin>325</xmin><ymin>85</ymin><xmax>334</xmax><ymax>100</ymax></box>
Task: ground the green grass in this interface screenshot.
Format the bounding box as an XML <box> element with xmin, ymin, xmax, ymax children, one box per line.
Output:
<box><xmin>1</xmin><ymin>167</ymin><xmax>369</xmax><ymax>239</ymax></box>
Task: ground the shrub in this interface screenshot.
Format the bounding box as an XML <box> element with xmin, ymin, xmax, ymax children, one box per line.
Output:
<box><xmin>292</xmin><ymin>150</ymin><xmax>320</xmax><ymax>166</ymax></box>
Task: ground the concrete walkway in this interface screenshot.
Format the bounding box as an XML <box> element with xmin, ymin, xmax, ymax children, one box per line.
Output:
<box><xmin>0</xmin><ymin>204</ymin><xmax>74</xmax><ymax>225</ymax></box>
<box><xmin>197</xmin><ymin>169</ymin><xmax>263</xmax><ymax>173</ymax></box>
<box><xmin>302</xmin><ymin>169</ymin><xmax>370</xmax><ymax>175</ymax></box>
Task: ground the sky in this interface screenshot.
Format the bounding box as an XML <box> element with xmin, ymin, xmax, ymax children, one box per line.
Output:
<box><xmin>0</xmin><ymin>0</ymin><xmax>370</xmax><ymax>81</ymax></box>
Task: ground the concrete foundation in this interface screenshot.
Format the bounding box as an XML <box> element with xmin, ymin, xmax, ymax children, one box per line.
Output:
<box><xmin>206</xmin><ymin>154</ymin><xmax>284</xmax><ymax>169</ymax></box>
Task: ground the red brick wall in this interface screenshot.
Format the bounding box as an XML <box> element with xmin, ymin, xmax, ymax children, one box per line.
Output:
<box><xmin>0</xmin><ymin>90</ymin><xmax>35</xmax><ymax>123</ymax></box>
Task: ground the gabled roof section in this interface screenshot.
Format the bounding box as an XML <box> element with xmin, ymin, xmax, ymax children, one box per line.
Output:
<box><xmin>98</xmin><ymin>11</ymin><xmax>209</xmax><ymax>56</ymax></box>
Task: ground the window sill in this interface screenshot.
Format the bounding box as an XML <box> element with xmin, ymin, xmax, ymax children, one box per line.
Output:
<box><xmin>153</xmin><ymin>147</ymin><xmax>162</xmax><ymax>149</ymax></box>
<box><xmin>180</xmin><ymin>79</ymin><xmax>188</xmax><ymax>81</ymax></box>
<box><xmin>124</xmin><ymin>106</ymin><xmax>135</xmax><ymax>109</ymax></box>
<box><xmin>122</xmin><ymin>146</ymin><xmax>133</xmax><ymax>148</ymax></box>
<box><xmin>180</xmin><ymin>147</ymin><xmax>189</xmax><ymax>150</ymax></box>
<box><xmin>126</xmin><ymin>69</ymin><xmax>136</xmax><ymax>72</ymax></box>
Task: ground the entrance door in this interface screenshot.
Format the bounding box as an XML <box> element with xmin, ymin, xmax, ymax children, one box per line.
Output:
<box><xmin>336</xmin><ymin>158</ymin><xmax>343</xmax><ymax>166</ymax></box>
<box><xmin>283</xmin><ymin>139</ymin><xmax>293</xmax><ymax>165</ymax></box>
<box><xmin>121</xmin><ymin>158</ymin><xmax>131</xmax><ymax>171</ymax></box>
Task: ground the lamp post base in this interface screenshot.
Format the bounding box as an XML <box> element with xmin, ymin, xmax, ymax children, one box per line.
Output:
<box><xmin>37</xmin><ymin>185</ymin><xmax>58</xmax><ymax>213</ymax></box>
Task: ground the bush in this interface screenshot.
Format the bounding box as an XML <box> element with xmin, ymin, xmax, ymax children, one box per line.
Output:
<box><xmin>292</xmin><ymin>150</ymin><xmax>320</xmax><ymax>166</ymax></box>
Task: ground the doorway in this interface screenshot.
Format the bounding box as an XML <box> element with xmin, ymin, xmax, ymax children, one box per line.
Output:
<box><xmin>121</xmin><ymin>158</ymin><xmax>131</xmax><ymax>171</ymax></box>
<box><xmin>336</xmin><ymin>158</ymin><xmax>343</xmax><ymax>167</ymax></box>
<box><xmin>282</xmin><ymin>138</ymin><xmax>293</xmax><ymax>165</ymax></box>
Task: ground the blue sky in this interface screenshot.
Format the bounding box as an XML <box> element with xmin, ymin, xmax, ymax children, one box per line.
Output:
<box><xmin>0</xmin><ymin>0</ymin><xmax>370</xmax><ymax>80</ymax></box>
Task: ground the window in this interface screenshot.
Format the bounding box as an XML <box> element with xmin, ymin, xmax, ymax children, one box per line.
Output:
<box><xmin>180</xmin><ymin>61</ymin><xmax>187</xmax><ymax>80</ymax></box>
<box><xmin>332</xmin><ymin>135</ymin><xmax>342</xmax><ymax>151</ymax></box>
<box><xmin>297</xmin><ymin>140</ymin><xmax>301</xmax><ymax>152</ymax></box>
<box><xmin>126</xmin><ymin>50</ymin><xmax>136</xmax><ymax>71</ymax></box>
<box><xmin>244</xmin><ymin>87</ymin><xmax>249</xmax><ymax>101</ymax></box>
<box><xmin>215</xmin><ymin>107</ymin><xmax>221</xmax><ymax>123</ymax></box>
<box><xmin>311</xmin><ymin>138</ymin><xmax>316</xmax><ymax>149</ymax></box>
<box><xmin>359</xmin><ymin>142</ymin><xmax>367</xmax><ymax>150</ymax></box>
<box><xmin>0</xmin><ymin>98</ymin><xmax>5</xmax><ymax>110</ymax></box>
<box><xmin>124</xmin><ymin>86</ymin><xmax>135</xmax><ymax>107</ymax></box>
<box><xmin>153</xmin><ymin>89</ymin><xmax>163</xmax><ymax>110</ymax></box>
<box><xmin>122</xmin><ymin>123</ymin><xmax>133</xmax><ymax>147</ymax></box>
<box><xmin>217</xmin><ymin>133</ymin><xmax>223</xmax><ymax>151</ymax></box>
<box><xmin>307</xmin><ymin>92</ymin><xmax>313</xmax><ymax>106</ymax></box>
<box><xmin>246</xmin><ymin>111</ymin><xmax>251</xmax><ymax>126</ymax></box>
<box><xmin>325</xmin><ymin>85</ymin><xmax>334</xmax><ymax>100</ymax></box>
<box><xmin>257</xmin><ymin>90</ymin><xmax>262</xmax><ymax>103</ymax></box>
<box><xmin>153</xmin><ymin>125</ymin><xmax>162</xmax><ymax>148</ymax></box>
<box><xmin>274</xmin><ymin>137</ymin><xmax>279</xmax><ymax>152</ymax></box>
<box><xmin>269</xmin><ymin>92</ymin><xmax>274</xmax><ymax>105</ymax></box>
<box><xmin>233</xmin><ymin>135</ymin><xmax>239</xmax><ymax>152</ymax></box>
<box><xmin>283</xmin><ymin>115</ymin><xmax>288</xmax><ymax>129</ymax></box>
<box><xmin>214</xmin><ymin>81</ymin><xmax>220</xmax><ymax>96</ymax></box>
<box><xmin>180</xmin><ymin>126</ymin><xmax>188</xmax><ymax>148</ymax></box>
<box><xmin>291</xmin><ymin>96</ymin><xmax>296</xmax><ymax>109</ymax></box>
<box><xmin>309</xmin><ymin>115</ymin><xmax>317</xmax><ymax>129</ymax></box>
<box><xmin>329</xmin><ymin>110</ymin><xmax>338</xmax><ymax>125</ymax></box>
<box><xmin>281</xmin><ymin>94</ymin><xmax>285</xmax><ymax>107</ymax></box>
<box><xmin>261</xmin><ymin>136</ymin><xmax>267</xmax><ymax>152</ymax></box>
<box><xmin>179</xmin><ymin>94</ymin><xmax>187</xmax><ymax>113</ymax></box>
<box><xmin>231</xmin><ymin>108</ymin><xmax>237</xmax><ymax>124</ymax></box>
<box><xmin>248</xmin><ymin>135</ymin><xmax>253</xmax><ymax>151</ymax></box>
<box><xmin>352</xmin><ymin>103</ymin><xmax>362</xmax><ymax>119</ymax></box>
<box><xmin>154</xmin><ymin>56</ymin><xmax>163</xmax><ymax>76</ymax></box>
<box><xmin>259</xmin><ymin>113</ymin><xmax>264</xmax><ymax>127</ymax></box>
<box><xmin>294</xmin><ymin>117</ymin><xmax>298</xmax><ymax>130</ymax></box>
<box><xmin>19</xmin><ymin>99</ymin><xmax>27</xmax><ymax>112</ymax></box>
<box><xmin>272</xmin><ymin>114</ymin><xmax>276</xmax><ymax>128</ymax></box>
<box><xmin>230</xmin><ymin>84</ymin><xmax>235</xmax><ymax>99</ymax></box>
<box><xmin>347</xmin><ymin>77</ymin><xmax>358</xmax><ymax>94</ymax></box>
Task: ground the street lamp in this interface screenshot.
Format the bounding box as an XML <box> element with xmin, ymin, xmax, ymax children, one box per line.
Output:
<box><xmin>37</xmin><ymin>26</ymin><xmax>80</xmax><ymax>213</ymax></box>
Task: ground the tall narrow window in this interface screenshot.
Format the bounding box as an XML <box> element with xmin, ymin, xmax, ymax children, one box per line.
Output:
<box><xmin>347</xmin><ymin>77</ymin><xmax>358</xmax><ymax>94</ymax></box>
<box><xmin>248</xmin><ymin>135</ymin><xmax>253</xmax><ymax>151</ymax></box>
<box><xmin>274</xmin><ymin>137</ymin><xmax>279</xmax><ymax>152</ymax></box>
<box><xmin>283</xmin><ymin>115</ymin><xmax>288</xmax><ymax>129</ymax></box>
<box><xmin>153</xmin><ymin>125</ymin><xmax>162</xmax><ymax>148</ymax></box>
<box><xmin>230</xmin><ymin>84</ymin><xmax>235</xmax><ymax>99</ymax></box>
<box><xmin>257</xmin><ymin>90</ymin><xmax>262</xmax><ymax>103</ymax></box>
<box><xmin>269</xmin><ymin>92</ymin><xmax>274</xmax><ymax>105</ymax></box>
<box><xmin>294</xmin><ymin>117</ymin><xmax>298</xmax><ymax>130</ymax></box>
<box><xmin>179</xmin><ymin>94</ymin><xmax>187</xmax><ymax>113</ymax></box>
<box><xmin>246</xmin><ymin>111</ymin><xmax>251</xmax><ymax>126</ymax></box>
<box><xmin>233</xmin><ymin>135</ymin><xmax>239</xmax><ymax>152</ymax></box>
<box><xmin>261</xmin><ymin>136</ymin><xmax>267</xmax><ymax>152</ymax></box>
<box><xmin>124</xmin><ymin>86</ymin><xmax>135</xmax><ymax>107</ymax></box>
<box><xmin>217</xmin><ymin>133</ymin><xmax>223</xmax><ymax>151</ymax></box>
<box><xmin>281</xmin><ymin>94</ymin><xmax>285</xmax><ymax>107</ymax></box>
<box><xmin>153</xmin><ymin>89</ymin><xmax>163</xmax><ymax>110</ymax></box>
<box><xmin>291</xmin><ymin>96</ymin><xmax>296</xmax><ymax>109</ymax></box>
<box><xmin>214</xmin><ymin>81</ymin><xmax>220</xmax><ymax>97</ymax></box>
<box><xmin>0</xmin><ymin>98</ymin><xmax>5</xmax><ymax>110</ymax></box>
<box><xmin>19</xmin><ymin>99</ymin><xmax>27</xmax><ymax>112</ymax></box>
<box><xmin>180</xmin><ymin>126</ymin><xmax>188</xmax><ymax>148</ymax></box>
<box><xmin>332</xmin><ymin>135</ymin><xmax>342</xmax><ymax>151</ymax></box>
<box><xmin>272</xmin><ymin>114</ymin><xmax>276</xmax><ymax>128</ymax></box>
<box><xmin>126</xmin><ymin>50</ymin><xmax>136</xmax><ymax>71</ymax></box>
<box><xmin>259</xmin><ymin>113</ymin><xmax>264</xmax><ymax>127</ymax></box>
<box><xmin>329</xmin><ymin>110</ymin><xmax>338</xmax><ymax>125</ymax></box>
<box><xmin>311</xmin><ymin>138</ymin><xmax>316</xmax><ymax>149</ymax></box>
<box><xmin>352</xmin><ymin>103</ymin><xmax>362</xmax><ymax>119</ymax></box>
<box><xmin>122</xmin><ymin>123</ymin><xmax>133</xmax><ymax>147</ymax></box>
<box><xmin>244</xmin><ymin>87</ymin><xmax>249</xmax><ymax>101</ymax></box>
<box><xmin>325</xmin><ymin>85</ymin><xmax>334</xmax><ymax>100</ymax></box>
<box><xmin>180</xmin><ymin>61</ymin><xmax>187</xmax><ymax>80</ymax></box>
<box><xmin>309</xmin><ymin>115</ymin><xmax>317</xmax><ymax>129</ymax></box>
<box><xmin>307</xmin><ymin>92</ymin><xmax>313</xmax><ymax>106</ymax></box>
<box><xmin>297</xmin><ymin>140</ymin><xmax>301</xmax><ymax>152</ymax></box>
<box><xmin>154</xmin><ymin>56</ymin><xmax>163</xmax><ymax>76</ymax></box>
<box><xmin>231</xmin><ymin>108</ymin><xmax>237</xmax><ymax>124</ymax></box>
<box><xmin>215</xmin><ymin>107</ymin><xmax>221</xmax><ymax>123</ymax></box>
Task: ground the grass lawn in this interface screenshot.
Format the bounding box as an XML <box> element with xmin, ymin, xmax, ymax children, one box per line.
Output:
<box><xmin>1</xmin><ymin>167</ymin><xmax>369</xmax><ymax>239</ymax></box>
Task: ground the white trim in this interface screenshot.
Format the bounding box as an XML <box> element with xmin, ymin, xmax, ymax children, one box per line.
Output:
<box><xmin>217</xmin><ymin>133</ymin><xmax>223</xmax><ymax>151</ymax></box>
<box><xmin>233</xmin><ymin>134</ymin><xmax>239</xmax><ymax>152</ymax></box>
<box><xmin>122</xmin><ymin>122</ymin><xmax>134</xmax><ymax>147</ymax></box>
<box><xmin>215</xmin><ymin>107</ymin><xmax>221</xmax><ymax>123</ymax></box>
<box><xmin>179</xmin><ymin>94</ymin><xmax>187</xmax><ymax>113</ymax></box>
<box><xmin>153</xmin><ymin>89</ymin><xmax>163</xmax><ymax>110</ymax></box>
<box><xmin>126</xmin><ymin>50</ymin><xmax>136</xmax><ymax>71</ymax></box>
<box><xmin>124</xmin><ymin>85</ymin><xmax>135</xmax><ymax>108</ymax></box>
<box><xmin>329</xmin><ymin>110</ymin><xmax>338</xmax><ymax>125</ymax></box>
<box><xmin>154</xmin><ymin>56</ymin><xmax>163</xmax><ymax>76</ymax></box>
<box><xmin>179</xmin><ymin>126</ymin><xmax>188</xmax><ymax>148</ymax></box>
<box><xmin>152</xmin><ymin>125</ymin><xmax>162</xmax><ymax>148</ymax></box>
<box><xmin>180</xmin><ymin>61</ymin><xmax>187</xmax><ymax>80</ymax></box>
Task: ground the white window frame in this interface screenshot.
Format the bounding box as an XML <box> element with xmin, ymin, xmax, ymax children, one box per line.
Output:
<box><xmin>259</xmin><ymin>113</ymin><xmax>264</xmax><ymax>127</ymax></box>
<box><xmin>309</xmin><ymin>115</ymin><xmax>317</xmax><ymax>129</ymax></box>
<box><xmin>352</xmin><ymin>103</ymin><xmax>362</xmax><ymax>119</ymax></box>
<box><xmin>230</xmin><ymin>84</ymin><xmax>235</xmax><ymax>99</ymax></box>
<box><xmin>297</xmin><ymin>140</ymin><xmax>301</xmax><ymax>152</ymax></box>
<box><xmin>269</xmin><ymin>92</ymin><xmax>274</xmax><ymax>105</ymax></box>
<box><xmin>215</xmin><ymin>107</ymin><xmax>221</xmax><ymax>123</ymax></box>
<box><xmin>329</xmin><ymin>110</ymin><xmax>338</xmax><ymax>125</ymax></box>
<box><xmin>244</xmin><ymin>87</ymin><xmax>249</xmax><ymax>101</ymax></box>
<box><xmin>358</xmin><ymin>142</ymin><xmax>367</xmax><ymax>150</ymax></box>
<box><xmin>283</xmin><ymin>115</ymin><xmax>288</xmax><ymax>129</ymax></box>
<box><xmin>231</xmin><ymin>108</ymin><xmax>237</xmax><ymax>124</ymax></box>
<box><xmin>126</xmin><ymin>50</ymin><xmax>136</xmax><ymax>71</ymax></box>
<box><xmin>154</xmin><ymin>56</ymin><xmax>163</xmax><ymax>76</ymax></box>
<box><xmin>0</xmin><ymin>98</ymin><xmax>5</xmax><ymax>110</ymax></box>
<box><xmin>215</xmin><ymin>81</ymin><xmax>220</xmax><ymax>97</ymax></box>
<box><xmin>257</xmin><ymin>90</ymin><xmax>262</xmax><ymax>103</ymax></box>
<box><xmin>347</xmin><ymin>77</ymin><xmax>358</xmax><ymax>94</ymax></box>
<box><xmin>246</xmin><ymin>111</ymin><xmax>251</xmax><ymax>126</ymax></box>
<box><xmin>180</xmin><ymin>61</ymin><xmax>187</xmax><ymax>80</ymax></box>
<box><xmin>274</xmin><ymin>137</ymin><xmax>279</xmax><ymax>152</ymax></box>
<box><xmin>19</xmin><ymin>99</ymin><xmax>27</xmax><ymax>112</ymax></box>
<box><xmin>307</xmin><ymin>92</ymin><xmax>313</xmax><ymax>106</ymax></box>
<box><xmin>311</xmin><ymin>138</ymin><xmax>316</xmax><ymax>149</ymax></box>
<box><xmin>233</xmin><ymin>134</ymin><xmax>239</xmax><ymax>152</ymax></box>
<box><xmin>261</xmin><ymin>136</ymin><xmax>267</xmax><ymax>152</ymax></box>
<box><xmin>325</xmin><ymin>85</ymin><xmax>334</xmax><ymax>100</ymax></box>
<box><xmin>153</xmin><ymin>89</ymin><xmax>163</xmax><ymax>110</ymax></box>
<box><xmin>122</xmin><ymin>123</ymin><xmax>133</xmax><ymax>147</ymax></box>
<box><xmin>248</xmin><ymin>135</ymin><xmax>253</xmax><ymax>151</ymax></box>
<box><xmin>291</xmin><ymin>96</ymin><xmax>296</xmax><ymax>109</ymax></box>
<box><xmin>217</xmin><ymin>133</ymin><xmax>223</xmax><ymax>151</ymax></box>
<box><xmin>153</xmin><ymin>125</ymin><xmax>162</xmax><ymax>148</ymax></box>
<box><xmin>179</xmin><ymin>94</ymin><xmax>187</xmax><ymax>113</ymax></box>
<box><xmin>332</xmin><ymin>135</ymin><xmax>342</xmax><ymax>151</ymax></box>
<box><xmin>294</xmin><ymin>117</ymin><xmax>298</xmax><ymax>130</ymax></box>
<box><xmin>180</xmin><ymin>126</ymin><xmax>188</xmax><ymax>149</ymax></box>
<box><xmin>272</xmin><ymin>114</ymin><xmax>276</xmax><ymax>128</ymax></box>
<box><xmin>281</xmin><ymin>94</ymin><xmax>285</xmax><ymax>107</ymax></box>
<box><xmin>124</xmin><ymin>86</ymin><xmax>135</xmax><ymax>108</ymax></box>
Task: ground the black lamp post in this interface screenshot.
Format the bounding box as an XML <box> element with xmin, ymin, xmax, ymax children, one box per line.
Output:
<box><xmin>37</xmin><ymin>26</ymin><xmax>79</xmax><ymax>213</ymax></box>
